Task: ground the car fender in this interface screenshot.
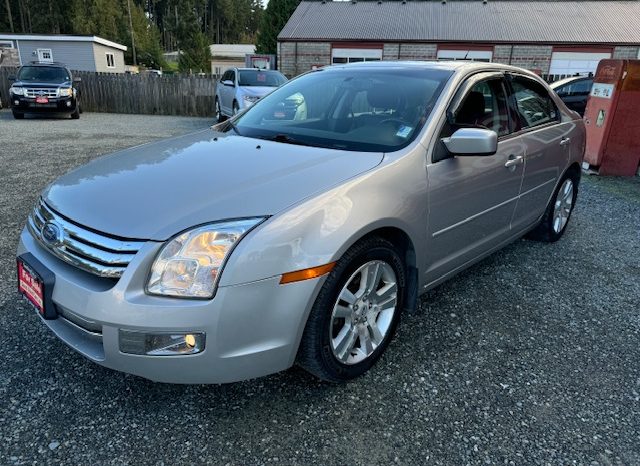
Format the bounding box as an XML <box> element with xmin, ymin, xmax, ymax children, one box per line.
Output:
<box><xmin>219</xmin><ymin>146</ymin><xmax>430</xmax><ymax>289</ymax></box>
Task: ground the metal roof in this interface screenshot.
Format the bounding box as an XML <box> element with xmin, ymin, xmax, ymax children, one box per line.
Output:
<box><xmin>278</xmin><ymin>1</ymin><xmax>640</xmax><ymax>44</ymax></box>
<box><xmin>210</xmin><ymin>44</ymin><xmax>256</xmax><ymax>58</ymax></box>
<box><xmin>0</xmin><ymin>34</ymin><xmax>127</xmax><ymax>51</ymax></box>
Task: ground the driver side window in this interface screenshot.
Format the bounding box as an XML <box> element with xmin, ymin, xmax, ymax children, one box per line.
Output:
<box><xmin>434</xmin><ymin>77</ymin><xmax>510</xmax><ymax>163</ymax></box>
<box><xmin>453</xmin><ymin>79</ymin><xmax>510</xmax><ymax>137</ymax></box>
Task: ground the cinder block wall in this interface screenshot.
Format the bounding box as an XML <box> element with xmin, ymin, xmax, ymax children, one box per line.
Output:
<box><xmin>613</xmin><ymin>46</ymin><xmax>640</xmax><ymax>59</ymax></box>
<box><xmin>507</xmin><ymin>45</ymin><xmax>554</xmax><ymax>74</ymax></box>
<box><xmin>279</xmin><ymin>42</ymin><xmax>330</xmax><ymax>77</ymax></box>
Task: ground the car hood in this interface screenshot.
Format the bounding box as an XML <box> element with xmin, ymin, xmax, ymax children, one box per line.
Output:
<box><xmin>13</xmin><ymin>81</ymin><xmax>69</xmax><ymax>88</ymax></box>
<box><xmin>240</xmin><ymin>86</ymin><xmax>277</xmax><ymax>97</ymax></box>
<box><xmin>43</xmin><ymin>129</ymin><xmax>383</xmax><ymax>241</ymax></box>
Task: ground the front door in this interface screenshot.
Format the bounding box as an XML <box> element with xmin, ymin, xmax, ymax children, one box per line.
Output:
<box><xmin>219</xmin><ymin>70</ymin><xmax>235</xmax><ymax>115</ymax></box>
<box><xmin>426</xmin><ymin>73</ymin><xmax>525</xmax><ymax>284</ymax></box>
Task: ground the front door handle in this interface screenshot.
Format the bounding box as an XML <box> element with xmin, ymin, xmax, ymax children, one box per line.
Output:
<box><xmin>560</xmin><ymin>137</ymin><xmax>571</xmax><ymax>146</ymax></box>
<box><xmin>505</xmin><ymin>154</ymin><xmax>524</xmax><ymax>169</ymax></box>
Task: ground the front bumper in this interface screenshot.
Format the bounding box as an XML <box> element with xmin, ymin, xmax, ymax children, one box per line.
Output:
<box><xmin>18</xmin><ymin>227</ymin><xmax>322</xmax><ymax>384</ymax></box>
<box><xmin>11</xmin><ymin>95</ymin><xmax>77</xmax><ymax>114</ymax></box>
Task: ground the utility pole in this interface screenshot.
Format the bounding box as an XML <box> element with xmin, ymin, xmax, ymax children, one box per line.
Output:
<box><xmin>5</xmin><ymin>0</ymin><xmax>14</xmax><ymax>32</ymax></box>
<box><xmin>127</xmin><ymin>0</ymin><xmax>137</xmax><ymax>66</ymax></box>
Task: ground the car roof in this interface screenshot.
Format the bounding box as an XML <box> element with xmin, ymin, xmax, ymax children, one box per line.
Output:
<box><xmin>23</xmin><ymin>61</ymin><xmax>69</xmax><ymax>67</ymax></box>
<box><xmin>322</xmin><ymin>60</ymin><xmax>541</xmax><ymax>76</ymax></box>
<box><xmin>234</xmin><ymin>68</ymin><xmax>281</xmax><ymax>72</ymax></box>
<box><xmin>550</xmin><ymin>75</ymin><xmax>593</xmax><ymax>89</ymax></box>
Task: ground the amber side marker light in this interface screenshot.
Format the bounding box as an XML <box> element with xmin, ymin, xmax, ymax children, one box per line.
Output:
<box><xmin>280</xmin><ymin>262</ymin><xmax>336</xmax><ymax>284</ymax></box>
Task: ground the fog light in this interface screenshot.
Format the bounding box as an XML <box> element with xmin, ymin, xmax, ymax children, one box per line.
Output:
<box><xmin>66</xmin><ymin>101</ymin><xmax>72</xmax><ymax>107</ymax></box>
<box><xmin>14</xmin><ymin>100</ymin><xmax>19</xmax><ymax>105</ymax></box>
<box><xmin>119</xmin><ymin>330</ymin><xmax>205</xmax><ymax>356</ymax></box>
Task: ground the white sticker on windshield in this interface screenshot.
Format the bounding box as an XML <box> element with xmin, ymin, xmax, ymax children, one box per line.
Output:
<box><xmin>396</xmin><ymin>125</ymin><xmax>412</xmax><ymax>138</ymax></box>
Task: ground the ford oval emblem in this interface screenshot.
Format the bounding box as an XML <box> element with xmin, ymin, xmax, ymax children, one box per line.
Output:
<box><xmin>42</xmin><ymin>222</ymin><xmax>63</xmax><ymax>247</ymax></box>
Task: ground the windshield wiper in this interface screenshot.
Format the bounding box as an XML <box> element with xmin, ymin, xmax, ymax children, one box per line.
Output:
<box><xmin>268</xmin><ymin>134</ymin><xmax>317</xmax><ymax>147</ymax></box>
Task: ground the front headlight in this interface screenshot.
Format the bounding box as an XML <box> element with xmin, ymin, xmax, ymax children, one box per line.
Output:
<box><xmin>243</xmin><ymin>95</ymin><xmax>260</xmax><ymax>105</ymax></box>
<box><xmin>10</xmin><ymin>86</ymin><xmax>25</xmax><ymax>96</ymax></box>
<box><xmin>146</xmin><ymin>218</ymin><xmax>265</xmax><ymax>298</ymax></box>
<box><xmin>57</xmin><ymin>87</ymin><xmax>74</xmax><ymax>97</ymax></box>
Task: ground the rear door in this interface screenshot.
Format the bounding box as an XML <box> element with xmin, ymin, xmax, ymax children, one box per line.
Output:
<box><xmin>426</xmin><ymin>72</ymin><xmax>526</xmax><ymax>283</ymax></box>
<box><xmin>507</xmin><ymin>74</ymin><xmax>573</xmax><ymax>231</ymax></box>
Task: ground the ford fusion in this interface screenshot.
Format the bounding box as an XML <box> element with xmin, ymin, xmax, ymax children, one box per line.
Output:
<box><xmin>17</xmin><ymin>62</ymin><xmax>585</xmax><ymax>383</ymax></box>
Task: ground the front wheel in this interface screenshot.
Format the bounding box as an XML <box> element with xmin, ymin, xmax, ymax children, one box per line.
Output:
<box><xmin>297</xmin><ymin>237</ymin><xmax>405</xmax><ymax>382</ymax></box>
<box><xmin>527</xmin><ymin>169</ymin><xmax>579</xmax><ymax>242</ymax></box>
<box><xmin>215</xmin><ymin>97</ymin><xmax>223</xmax><ymax>123</ymax></box>
<box><xmin>232</xmin><ymin>101</ymin><xmax>239</xmax><ymax>116</ymax></box>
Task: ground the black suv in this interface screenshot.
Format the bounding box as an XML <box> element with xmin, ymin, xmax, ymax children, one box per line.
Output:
<box><xmin>9</xmin><ymin>62</ymin><xmax>81</xmax><ymax>119</ymax></box>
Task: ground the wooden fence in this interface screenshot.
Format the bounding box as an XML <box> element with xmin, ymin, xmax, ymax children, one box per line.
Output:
<box><xmin>0</xmin><ymin>67</ymin><xmax>217</xmax><ymax>117</ymax></box>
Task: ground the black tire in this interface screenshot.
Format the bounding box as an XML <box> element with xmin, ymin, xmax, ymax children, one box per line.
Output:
<box><xmin>297</xmin><ymin>236</ymin><xmax>406</xmax><ymax>383</ymax></box>
<box><xmin>232</xmin><ymin>101</ymin><xmax>239</xmax><ymax>115</ymax></box>
<box><xmin>527</xmin><ymin>168</ymin><xmax>580</xmax><ymax>242</ymax></box>
<box><xmin>12</xmin><ymin>111</ymin><xmax>24</xmax><ymax>120</ymax></box>
<box><xmin>70</xmin><ymin>107</ymin><xmax>80</xmax><ymax>119</ymax></box>
<box><xmin>215</xmin><ymin>97</ymin><xmax>224</xmax><ymax>123</ymax></box>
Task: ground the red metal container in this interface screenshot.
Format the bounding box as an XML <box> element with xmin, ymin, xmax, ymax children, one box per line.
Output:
<box><xmin>584</xmin><ymin>59</ymin><xmax>640</xmax><ymax>176</ymax></box>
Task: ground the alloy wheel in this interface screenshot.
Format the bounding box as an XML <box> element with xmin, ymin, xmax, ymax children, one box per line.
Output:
<box><xmin>552</xmin><ymin>178</ymin><xmax>574</xmax><ymax>234</ymax></box>
<box><xmin>329</xmin><ymin>260</ymin><xmax>398</xmax><ymax>365</ymax></box>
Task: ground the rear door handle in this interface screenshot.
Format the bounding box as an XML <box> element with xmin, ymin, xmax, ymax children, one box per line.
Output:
<box><xmin>505</xmin><ymin>154</ymin><xmax>524</xmax><ymax>169</ymax></box>
<box><xmin>560</xmin><ymin>137</ymin><xmax>571</xmax><ymax>146</ymax></box>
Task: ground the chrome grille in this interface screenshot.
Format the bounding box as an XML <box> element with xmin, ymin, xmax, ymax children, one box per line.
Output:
<box><xmin>24</xmin><ymin>88</ymin><xmax>58</xmax><ymax>98</ymax></box>
<box><xmin>27</xmin><ymin>198</ymin><xmax>146</xmax><ymax>278</ymax></box>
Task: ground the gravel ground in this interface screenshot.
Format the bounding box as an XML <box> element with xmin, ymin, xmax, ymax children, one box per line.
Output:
<box><xmin>0</xmin><ymin>110</ymin><xmax>639</xmax><ymax>465</ymax></box>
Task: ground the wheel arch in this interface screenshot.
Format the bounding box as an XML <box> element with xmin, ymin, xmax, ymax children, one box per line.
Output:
<box><xmin>336</xmin><ymin>224</ymin><xmax>420</xmax><ymax>314</ymax></box>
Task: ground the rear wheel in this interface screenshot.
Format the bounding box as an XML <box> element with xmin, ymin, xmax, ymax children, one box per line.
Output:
<box><xmin>527</xmin><ymin>169</ymin><xmax>579</xmax><ymax>242</ymax></box>
<box><xmin>12</xmin><ymin>111</ymin><xmax>24</xmax><ymax>120</ymax></box>
<box><xmin>297</xmin><ymin>237</ymin><xmax>405</xmax><ymax>382</ymax></box>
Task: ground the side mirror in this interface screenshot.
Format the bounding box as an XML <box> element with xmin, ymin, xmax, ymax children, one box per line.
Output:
<box><xmin>222</xmin><ymin>80</ymin><xmax>234</xmax><ymax>87</ymax></box>
<box><xmin>442</xmin><ymin>128</ymin><xmax>498</xmax><ymax>156</ymax></box>
<box><xmin>73</xmin><ymin>77</ymin><xmax>82</xmax><ymax>83</ymax></box>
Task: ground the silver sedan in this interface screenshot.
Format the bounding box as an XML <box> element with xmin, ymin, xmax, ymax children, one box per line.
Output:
<box><xmin>17</xmin><ymin>61</ymin><xmax>584</xmax><ymax>383</ymax></box>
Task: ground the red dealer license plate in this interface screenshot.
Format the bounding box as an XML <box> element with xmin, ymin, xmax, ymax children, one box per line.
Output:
<box><xmin>36</xmin><ymin>96</ymin><xmax>49</xmax><ymax>104</ymax></box>
<box><xmin>18</xmin><ymin>259</ymin><xmax>45</xmax><ymax>314</ymax></box>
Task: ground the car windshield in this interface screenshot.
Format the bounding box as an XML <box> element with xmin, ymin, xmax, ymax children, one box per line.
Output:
<box><xmin>17</xmin><ymin>66</ymin><xmax>70</xmax><ymax>82</ymax></box>
<box><xmin>232</xmin><ymin>67</ymin><xmax>453</xmax><ymax>152</ymax></box>
<box><xmin>238</xmin><ymin>70</ymin><xmax>287</xmax><ymax>87</ymax></box>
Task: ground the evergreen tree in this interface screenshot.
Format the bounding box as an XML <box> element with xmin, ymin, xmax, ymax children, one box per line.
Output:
<box><xmin>177</xmin><ymin>2</ymin><xmax>211</xmax><ymax>73</ymax></box>
<box><xmin>256</xmin><ymin>0</ymin><xmax>300</xmax><ymax>55</ymax></box>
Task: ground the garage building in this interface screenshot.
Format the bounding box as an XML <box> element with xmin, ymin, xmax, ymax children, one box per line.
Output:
<box><xmin>277</xmin><ymin>0</ymin><xmax>640</xmax><ymax>80</ymax></box>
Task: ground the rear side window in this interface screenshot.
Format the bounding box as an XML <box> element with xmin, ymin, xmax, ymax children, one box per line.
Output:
<box><xmin>570</xmin><ymin>79</ymin><xmax>592</xmax><ymax>95</ymax></box>
<box><xmin>556</xmin><ymin>79</ymin><xmax>592</xmax><ymax>97</ymax></box>
<box><xmin>511</xmin><ymin>76</ymin><xmax>559</xmax><ymax>129</ymax></box>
